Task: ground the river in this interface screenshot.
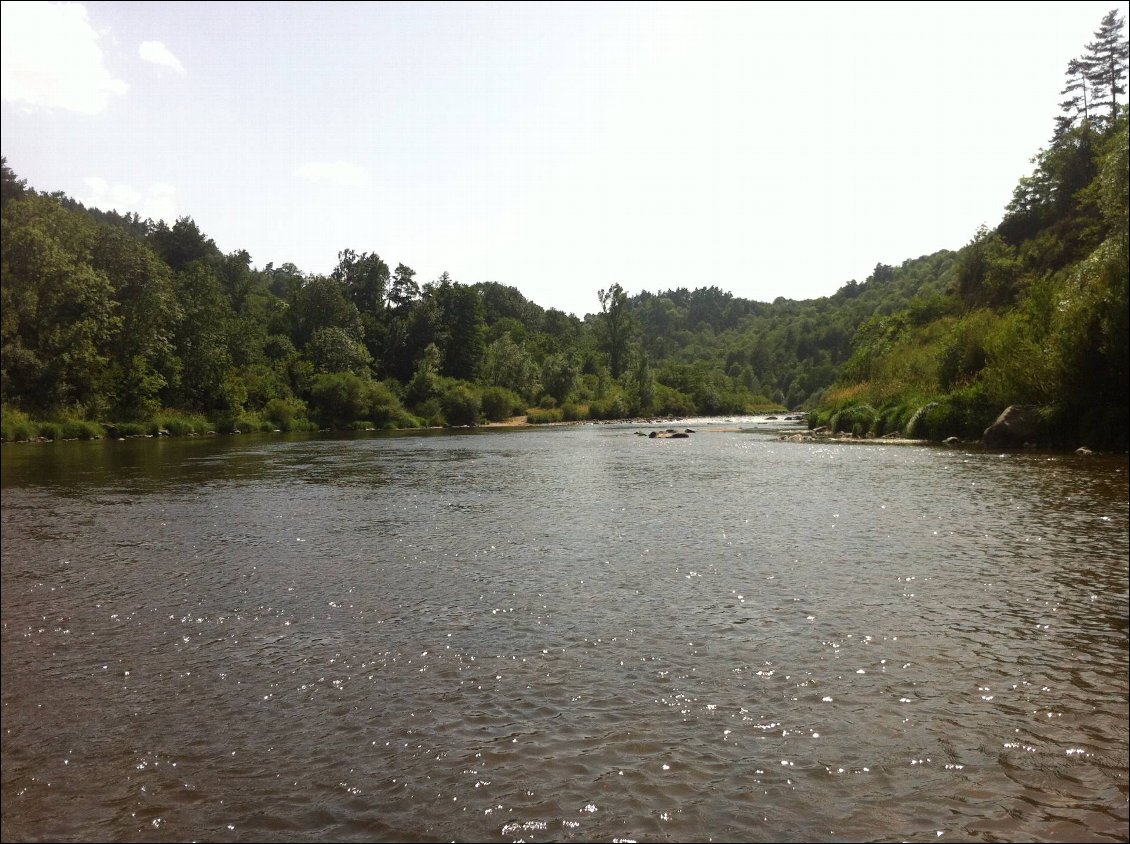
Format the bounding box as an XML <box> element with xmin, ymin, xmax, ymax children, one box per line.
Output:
<box><xmin>2</xmin><ymin>420</ymin><xmax>1127</xmax><ymax>842</ymax></box>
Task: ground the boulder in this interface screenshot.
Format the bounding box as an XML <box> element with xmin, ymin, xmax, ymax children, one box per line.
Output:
<box><xmin>943</xmin><ymin>436</ymin><xmax>961</xmax><ymax>446</ymax></box>
<box><xmin>982</xmin><ymin>405</ymin><xmax>1039</xmax><ymax>448</ymax></box>
<box><xmin>1075</xmin><ymin>446</ymin><xmax>1093</xmax><ymax>456</ymax></box>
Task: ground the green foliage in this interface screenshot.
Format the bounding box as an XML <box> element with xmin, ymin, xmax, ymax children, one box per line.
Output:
<box><xmin>263</xmin><ymin>397</ymin><xmax>309</xmax><ymax>431</ymax></box>
<box><xmin>953</xmin><ymin>227</ymin><xmax>1021</xmax><ymax>308</ymax></box>
<box><xmin>1</xmin><ymin>406</ymin><xmax>35</xmax><ymax>441</ymax></box>
<box><xmin>480</xmin><ymin>386</ymin><xmax>524</xmax><ymax>422</ymax></box>
<box><xmin>306</xmin><ymin>372</ymin><xmax>413</xmax><ymax>430</ymax></box>
<box><xmin>60</xmin><ymin>419</ymin><xmax>105</xmax><ymax>440</ymax></box>
<box><xmin>481</xmin><ymin>332</ymin><xmax>540</xmax><ymax>399</ymax></box>
<box><xmin>561</xmin><ymin>402</ymin><xmax>587</xmax><ymax>421</ymax></box>
<box><xmin>306</xmin><ymin>326</ymin><xmax>374</xmax><ymax>375</ymax></box>
<box><xmin>2</xmin><ymin>31</ymin><xmax>1124</xmax><ymax>448</ymax></box>
<box><xmin>598</xmin><ymin>283</ymin><xmax>632</xmax><ymax>379</ymax></box>
<box><xmin>153</xmin><ymin>412</ymin><xmax>212</xmax><ymax>436</ymax></box>
<box><xmin>527</xmin><ymin>408</ymin><xmax>565</xmax><ymax>424</ymax></box>
<box><xmin>829</xmin><ymin>404</ymin><xmax>877</xmax><ymax>436</ymax></box>
<box><xmin>439</xmin><ymin>381</ymin><xmax>481</xmax><ymax>427</ymax></box>
<box><xmin>938</xmin><ymin>309</ymin><xmax>994</xmax><ymax>390</ymax></box>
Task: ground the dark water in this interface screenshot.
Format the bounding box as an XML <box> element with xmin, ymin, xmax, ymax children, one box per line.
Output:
<box><xmin>2</xmin><ymin>422</ymin><xmax>1127</xmax><ymax>843</ymax></box>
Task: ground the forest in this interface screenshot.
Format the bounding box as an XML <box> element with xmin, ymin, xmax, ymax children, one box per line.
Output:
<box><xmin>2</xmin><ymin>11</ymin><xmax>1126</xmax><ymax>450</ymax></box>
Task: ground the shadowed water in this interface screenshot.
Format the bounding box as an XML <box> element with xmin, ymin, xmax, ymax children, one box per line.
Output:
<box><xmin>2</xmin><ymin>423</ymin><xmax>1127</xmax><ymax>842</ymax></box>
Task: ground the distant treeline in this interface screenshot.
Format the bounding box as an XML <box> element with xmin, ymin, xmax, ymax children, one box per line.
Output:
<box><xmin>2</xmin><ymin>11</ymin><xmax>1126</xmax><ymax>449</ymax></box>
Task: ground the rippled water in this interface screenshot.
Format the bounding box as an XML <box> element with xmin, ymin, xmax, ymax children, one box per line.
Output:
<box><xmin>2</xmin><ymin>422</ymin><xmax>1127</xmax><ymax>842</ymax></box>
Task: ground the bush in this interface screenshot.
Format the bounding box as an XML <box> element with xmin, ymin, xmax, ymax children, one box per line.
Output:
<box><xmin>481</xmin><ymin>386</ymin><xmax>524</xmax><ymax>422</ymax></box>
<box><xmin>905</xmin><ymin>402</ymin><xmax>939</xmax><ymax>439</ymax></box>
<box><xmin>527</xmin><ymin>408</ymin><xmax>564</xmax><ymax>424</ymax></box>
<box><xmin>308</xmin><ymin>372</ymin><xmax>371</xmax><ymax>429</ymax></box>
<box><xmin>1</xmin><ymin>407</ymin><xmax>36</xmax><ymax>442</ymax></box>
<box><xmin>561</xmin><ymin>402</ymin><xmax>588</xmax><ymax>421</ymax></box>
<box><xmin>37</xmin><ymin>422</ymin><xmax>65</xmax><ymax>441</ymax></box>
<box><xmin>264</xmin><ymin>397</ymin><xmax>308</xmax><ymax>432</ymax></box>
<box><xmin>904</xmin><ymin>388</ymin><xmax>994</xmax><ymax>441</ymax></box>
<box><xmin>829</xmin><ymin>404</ymin><xmax>877</xmax><ymax>436</ymax></box>
<box><xmin>588</xmin><ymin>394</ymin><xmax>628</xmax><ymax>420</ymax></box>
<box><xmin>440</xmin><ymin>382</ymin><xmax>481</xmax><ymax>426</ymax></box>
<box><xmin>367</xmin><ymin>381</ymin><xmax>411</xmax><ymax>428</ymax></box>
<box><xmin>415</xmin><ymin>399</ymin><xmax>445</xmax><ymax>427</ymax></box>
<box><xmin>653</xmin><ymin>384</ymin><xmax>696</xmax><ymax>417</ymax></box>
<box><xmin>61</xmin><ymin>420</ymin><xmax>104</xmax><ymax>440</ymax></box>
<box><xmin>111</xmin><ymin>422</ymin><xmax>148</xmax><ymax>438</ymax></box>
<box><xmin>154</xmin><ymin>412</ymin><xmax>212</xmax><ymax>436</ymax></box>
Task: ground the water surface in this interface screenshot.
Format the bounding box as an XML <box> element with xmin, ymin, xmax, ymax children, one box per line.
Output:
<box><xmin>2</xmin><ymin>423</ymin><xmax>1127</xmax><ymax>842</ymax></box>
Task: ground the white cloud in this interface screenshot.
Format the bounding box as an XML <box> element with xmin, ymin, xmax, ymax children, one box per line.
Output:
<box><xmin>0</xmin><ymin>1</ymin><xmax>128</xmax><ymax>114</ymax></box>
<box><xmin>82</xmin><ymin>177</ymin><xmax>177</xmax><ymax>223</ymax></box>
<box><xmin>138</xmin><ymin>40</ymin><xmax>185</xmax><ymax>75</ymax></box>
<box><xmin>294</xmin><ymin>161</ymin><xmax>370</xmax><ymax>187</ymax></box>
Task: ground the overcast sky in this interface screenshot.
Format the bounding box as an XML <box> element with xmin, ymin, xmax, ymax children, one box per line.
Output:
<box><xmin>2</xmin><ymin>1</ymin><xmax>1127</xmax><ymax>317</ymax></box>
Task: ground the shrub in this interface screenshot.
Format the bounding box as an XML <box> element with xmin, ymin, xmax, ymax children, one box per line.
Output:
<box><xmin>111</xmin><ymin>422</ymin><xmax>148</xmax><ymax>438</ymax></box>
<box><xmin>830</xmin><ymin>404</ymin><xmax>877</xmax><ymax>436</ymax></box>
<box><xmin>561</xmin><ymin>402</ymin><xmax>588</xmax><ymax>421</ymax></box>
<box><xmin>154</xmin><ymin>412</ymin><xmax>211</xmax><ymax>436</ymax></box>
<box><xmin>37</xmin><ymin>422</ymin><xmax>65</xmax><ymax>441</ymax></box>
<box><xmin>61</xmin><ymin>420</ymin><xmax>103</xmax><ymax>440</ymax></box>
<box><xmin>415</xmin><ymin>398</ymin><xmax>445</xmax><ymax>427</ymax></box>
<box><xmin>308</xmin><ymin>372</ymin><xmax>371</xmax><ymax>429</ymax></box>
<box><xmin>1</xmin><ymin>407</ymin><xmax>36</xmax><ymax>442</ymax></box>
<box><xmin>480</xmin><ymin>386</ymin><xmax>524</xmax><ymax>422</ymax></box>
<box><xmin>440</xmin><ymin>382</ymin><xmax>481</xmax><ymax>427</ymax></box>
<box><xmin>527</xmin><ymin>408</ymin><xmax>564</xmax><ymax>424</ymax></box>
<box><xmin>588</xmin><ymin>394</ymin><xmax>628</xmax><ymax>420</ymax></box>
<box><xmin>653</xmin><ymin>384</ymin><xmax>696</xmax><ymax>417</ymax></box>
<box><xmin>264</xmin><ymin>397</ymin><xmax>308</xmax><ymax>432</ymax></box>
<box><xmin>366</xmin><ymin>381</ymin><xmax>412</xmax><ymax>428</ymax></box>
<box><xmin>905</xmin><ymin>402</ymin><xmax>939</xmax><ymax>439</ymax></box>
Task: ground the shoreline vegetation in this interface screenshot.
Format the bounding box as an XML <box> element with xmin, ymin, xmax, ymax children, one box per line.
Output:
<box><xmin>1</xmin><ymin>13</ymin><xmax>1126</xmax><ymax>455</ymax></box>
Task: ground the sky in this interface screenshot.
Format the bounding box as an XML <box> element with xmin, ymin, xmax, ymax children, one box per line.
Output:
<box><xmin>2</xmin><ymin>1</ymin><xmax>1127</xmax><ymax>318</ymax></box>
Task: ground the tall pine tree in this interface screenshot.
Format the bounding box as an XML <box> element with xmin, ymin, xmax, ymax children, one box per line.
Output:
<box><xmin>1084</xmin><ymin>9</ymin><xmax>1128</xmax><ymax>127</ymax></box>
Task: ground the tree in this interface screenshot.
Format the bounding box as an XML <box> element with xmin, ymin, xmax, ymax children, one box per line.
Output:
<box><xmin>1085</xmin><ymin>9</ymin><xmax>1129</xmax><ymax>126</ymax></box>
<box><xmin>1</xmin><ymin>194</ymin><xmax>121</xmax><ymax>415</ymax></box>
<box><xmin>597</xmin><ymin>283</ymin><xmax>632</xmax><ymax>378</ymax></box>
<box><xmin>90</xmin><ymin>227</ymin><xmax>180</xmax><ymax>419</ymax></box>
<box><xmin>1</xmin><ymin>157</ymin><xmax>28</xmax><ymax>210</ymax></box>
<box><xmin>149</xmin><ymin>216</ymin><xmax>219</xmax><ymax>272</ymax></box>
<box><xmin>432</xmin><ymin>278</ymin><xmax>485</xmax><ymax>381</ymax></box>
<box><xmin>287</xmin><ymin>275</ymin><xmax>364</xmax><ymax>349</ymax></box>
<box><xmin>481</xmin><ymin>332</ymin><xmax>540</xmax><ymax>399</ymax></box>
<box><xmin>305</xmin><ymin>326</ymin><xmax>373</xmax><ymax>375</ymax></box>
<box><xmin>1057</xmin><ymin>57</ymin><xmax>1095</xmax><ymax>138</ymax></box>
<box><xmin>389</xmin><ymin>263</ymin><xmax>419</xmax><ymax>309</ymax></box>
<box><xmin>333</xmin><ymin>249</ymin><xmax>389</xmax><ymax>314</ymax></box>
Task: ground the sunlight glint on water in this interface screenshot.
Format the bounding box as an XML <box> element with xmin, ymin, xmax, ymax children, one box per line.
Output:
<box><xmin>1</xmin><ymin>423</ymin><xmax>1127</xmax><ymax>842</ymax></box>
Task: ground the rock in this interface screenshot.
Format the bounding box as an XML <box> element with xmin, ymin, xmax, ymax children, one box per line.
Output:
<box><xmin>812</xmin><ymin>426</ymin><xmax>829</xmax><ymax>434</ymax></box>
<box><xmin>684</xmin><ymin>428</ymin><xmax>695</xmax><ymax>433</ymax></box>
<box><xmin>982</xmin><ymin>405</ymin><xmax>1039</xmax><ymax>449</ymax></box>
<box><xmin>1075</xmin><ymin>446</ymin><xmax>1093</xmax><ymax>456</ymax></box>
<box><xmin>648</xmin><ymin>431</ymin><xmax>658</xmax><ymax>438</ymax></box>
<box><xmin>943</xmin><ymin>436</ymin><xmax>961</xmax><ymax>446</ymax></box>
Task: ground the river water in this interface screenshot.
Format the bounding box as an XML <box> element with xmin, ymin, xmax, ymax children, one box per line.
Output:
<box><xmin>2</xmin><ymin>421</ymin><xmax>1127</xmax><ymax>842</ymax></box>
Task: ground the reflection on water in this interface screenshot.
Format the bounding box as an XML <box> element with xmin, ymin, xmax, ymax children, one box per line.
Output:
<box><xmin>2</xmin><ymin>424</ymin><xmax>1127</xmax><ymax>842</ymax></box>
